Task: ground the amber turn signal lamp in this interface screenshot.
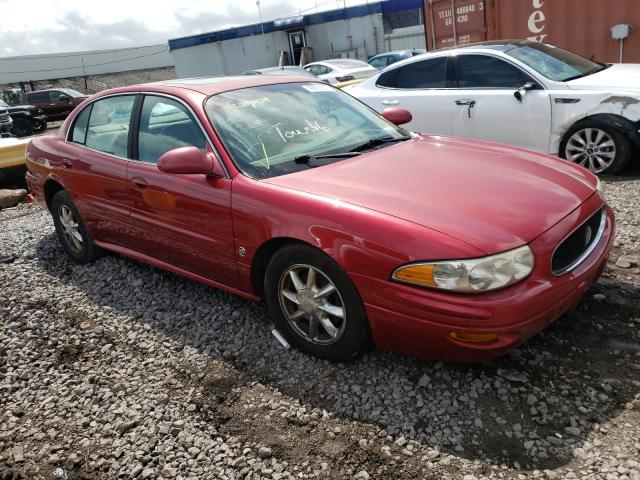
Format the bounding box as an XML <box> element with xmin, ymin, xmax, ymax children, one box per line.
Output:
<box><xmin>392</xmin><ymin>264</ymin><xmax>436</xmax><ymax>287</ymax></box>
<box><xmin>449</xmin><ymin>331</ymin><xmax>497</xmax><ymax>343</ymax></box>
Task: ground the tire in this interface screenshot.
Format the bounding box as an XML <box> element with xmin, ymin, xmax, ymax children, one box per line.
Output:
<box><xmin>560</xmin><ymin>118</ymin><xmax>632</xmax><ymax>175</ymax></box>
<box><xmin>51</xmin><ymin>191</ymin><xmax>100</xmax><ymax>264</ymax></box>
<box><xmin>34</xmin><ymin>120</ymin><xmax>47</xmax><ymax>133</ymax></box>
<box><xmin>264</xmin><ymin>244</ymin><xmax>370</xmax><ymax>361</ymax></box>
<box><xmin>11</xmin><ymin>118</ymin><xmax>34</xmax><ymax>138</ymax></box>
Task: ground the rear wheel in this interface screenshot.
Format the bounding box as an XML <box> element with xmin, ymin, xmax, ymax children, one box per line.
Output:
<box><xmin>264</xmin><ymin>244</ymin><xmax>369</xmax><ymax>361</ymax></box>
<box><xmin>51</xmin><ymin>191</ymin><xmax>100</xmax><ymax>264</ymax></box>
<box><xmin>560</xmin><ymin>119</ymin><xmax>632</xmax><ymax>174</ymax></box>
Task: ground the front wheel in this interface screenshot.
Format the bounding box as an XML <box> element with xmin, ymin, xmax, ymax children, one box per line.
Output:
<box><xmin>560</xmin><ymin>119</ymin><xmax>632</xmax><ymax>174</ymax></box>
<box><xmin>264</xmin><ymin>245</ymin><xmax>369</xmax><ymax>361</ymax></box>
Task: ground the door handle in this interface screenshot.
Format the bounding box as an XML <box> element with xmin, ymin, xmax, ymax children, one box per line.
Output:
<box><xmin>130</xmin><ymin>177</ymin><xmax>148</xmax><ymax>189</ymax></box>
<box><xmin>455</xmin><ymin>99</ymin><xmax>476</xmax><ymax>118</ymax></box>
<box><xmin>382</xmin><ymin>99</ymin><xmax>399</xmax><ymax>106</ymax></box>
<box><xmin>61</xmin><ymin>159</ymin><xmax>73</xmax><ymax>168</ymax></box>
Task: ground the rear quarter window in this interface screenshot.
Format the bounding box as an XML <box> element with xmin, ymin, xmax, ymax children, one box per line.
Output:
<box><xmin>377</xmin><ymin>57</ymin><xmax>447</xmax><ymax>89</ymax></box>
<box><xmin>70</xmin><ymin>105</ymin><xmax>93</xmax><ymax>144</ymax></box>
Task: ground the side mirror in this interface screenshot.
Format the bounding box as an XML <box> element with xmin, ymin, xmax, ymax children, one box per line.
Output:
<box><xmin>514</xmin><ymin>82</ymin><xmax>538</xmax><ymax>103</ymax></box>
<box><xmin>59</xmin><ymin>94</ymin><xmax>70</xmax><ymax>102</ymax></box>
<box><xmin>157</xmin><ymin>146</ymin><xmax>224</xmax><ymax>176</ymax></box>
<box><xmin>381</xmin><ymin>107</ymin><xmax>412</xmax><ymax>126</ymax></box>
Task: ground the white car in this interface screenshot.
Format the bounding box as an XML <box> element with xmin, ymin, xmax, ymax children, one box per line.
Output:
<box><xmin>303</xmin><ymin>59</ymin><xmax>378</xmax><ymax>85</ymax></box>
<box><xmin>349</xmin><ymin>40</ymin><xmax>640</xmax><ymax>174</ymax></box>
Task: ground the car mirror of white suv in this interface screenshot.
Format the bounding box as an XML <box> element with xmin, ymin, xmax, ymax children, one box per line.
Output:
<box><xmin>514</xmin><ymin>82</ymin><xmax>539</xmax><ymax>103</ymax></box>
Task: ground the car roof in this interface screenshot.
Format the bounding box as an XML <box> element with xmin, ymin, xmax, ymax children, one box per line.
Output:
<box><xmin>434</xmin><ymin>39</ymin><xmax>535</xmax><ymax>53</ymax></box>
<box><xmin>121</xmin><ymin>75</ymin><xmax>324</xmax><ymax>96</ymax></box>
<box><xmin>310</xmin><ymin>59</ymin><xmax>369</xmax><ymax>68</ymax></box>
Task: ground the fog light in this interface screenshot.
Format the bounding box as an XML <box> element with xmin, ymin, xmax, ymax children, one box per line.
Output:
<box><xmin>449</xmin><ymin>331</ymin><xmax>497</xmax><ymax>343</ymax></box>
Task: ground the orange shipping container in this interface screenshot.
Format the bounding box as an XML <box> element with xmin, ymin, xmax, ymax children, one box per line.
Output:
<box><xmin>424</xmin><ymin>0</ymin><xmax>640</xmax><ymax>63</ymax></box>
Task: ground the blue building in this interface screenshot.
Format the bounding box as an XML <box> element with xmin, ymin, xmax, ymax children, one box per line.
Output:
<box><xmin>169</xmin><ymin>0</ymin><xmax>425</xmax><ymax>78</ymax></box>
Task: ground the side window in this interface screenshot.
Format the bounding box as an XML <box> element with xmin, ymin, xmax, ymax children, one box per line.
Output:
<box><xmin>28</xmin><ymin>92</ymin><xmax>48</xmax><ymax>103</ymax></box>
<box><xmin>378</xmin><ymin>57</ymin><xmax>447</xmax><ymax>89</ymax></box>
<box><xmin>138</xmin><ymin>95</ymin><xmax>207</xmax><ymax>164</ymax></box>
<box><xmin>85</xmin><ymin>95</ymin><xmax>135</xmax><ymax>157</ymax></box>
<box><xmin>49</xmin><ymin>91</ymin><xmax>66</xmax><ymax>102</ymax></box>
<box><xmin>70</xmin><ymin>105</ymin><xmax>92</xmax><ymax>144</ymax></box>
<box><xmin>457</xmin><ymin>55</ymin><xmax>530</xmax><ymax>88</ymax></box>
<box><xmin>386</xmin><ymin>56</ymin><xmax>400</xmax><ymax>66</ymax></box>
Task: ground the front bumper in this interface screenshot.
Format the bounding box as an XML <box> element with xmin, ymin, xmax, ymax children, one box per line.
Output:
<box><xmin>351</xmin><ymin>194</ymin><xmax>614</xmax><ymax>362</ymax></box>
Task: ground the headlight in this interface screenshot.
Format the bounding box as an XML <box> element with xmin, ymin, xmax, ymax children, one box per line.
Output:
<box><xmin>391</xmin><ymin>245</ymin><xmax>535</xmax><ymax>293</ymax></box>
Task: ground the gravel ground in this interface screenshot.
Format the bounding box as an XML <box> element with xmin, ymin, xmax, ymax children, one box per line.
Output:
<box><xmin>0</xmin><ymin>174</ymin><xmax>639</xmax><ymax>480</ymax></box>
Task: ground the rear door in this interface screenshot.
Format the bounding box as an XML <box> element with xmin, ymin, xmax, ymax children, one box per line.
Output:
<box><xmin>450</xmin><ymin>54</ymin><xmax>552</xmax><ymax>152</ymax></box>
<box><xmin>371</xmin><ymin>55</ymin><xmax>455</xmax><ymax>135</ymax></box>
<box><xmin>25</xmin><ymin>92</ymin><xmax>50</xmax><ymax>116</ymax></box>
<box><xmin>126</xmin><ymin>94</ymin><xmax>237</xmax><ymax>286</ymax></box>
<box><xmin>60</xmin><ymin>94</ymin><xmax>137</xmax><ymax>246</ymax></box>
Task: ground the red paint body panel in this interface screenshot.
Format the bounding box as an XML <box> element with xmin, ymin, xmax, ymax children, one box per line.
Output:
<box><xmin>25</xmin><ymin>77</ymin><xmax>613</xmax><ymax>362</ymax></box>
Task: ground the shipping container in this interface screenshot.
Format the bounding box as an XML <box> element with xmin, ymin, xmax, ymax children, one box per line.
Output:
<box><xmin>424</xmin><ymin>0</ymin><xmax>640</xmax><ymax>63</ymax></box>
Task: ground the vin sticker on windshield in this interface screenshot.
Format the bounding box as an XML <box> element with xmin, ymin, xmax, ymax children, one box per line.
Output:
<box><xmin>302</xmin><ymin>84</ymin><xmax>334</xmax><ymax>92</ymax></box>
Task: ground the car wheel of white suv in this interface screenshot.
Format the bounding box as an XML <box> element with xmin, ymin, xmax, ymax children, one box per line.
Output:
<box><xmin>560</xmin><ymin>118</ymin><xmax>632</xmax><ymax>175</ymax></box>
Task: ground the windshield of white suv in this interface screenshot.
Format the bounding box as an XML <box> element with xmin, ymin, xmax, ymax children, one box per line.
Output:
<box><xmin>506</xmin><ymin>43</ymin><xmax>608</xmax><ymax>82</ymax></box>
<box><xmin>205</xmin><ymin>82</ymin><xmax>409</xmax><ymax>179</ymax></box>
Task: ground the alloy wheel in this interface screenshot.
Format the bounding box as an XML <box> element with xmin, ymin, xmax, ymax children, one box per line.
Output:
<box><xmin>278</xmin><ymin>264</ymin><xmax>346</xmax><ymax>345</ymax></box>
<box><xmin>58</xmin><ymin>205</ymin><xmax>83</xmax><ymax>252</ymax></box>
<box><xmin>565</xmin><ymin>128</ymin><xmax>616</xmax><ymax>173</ymax></box>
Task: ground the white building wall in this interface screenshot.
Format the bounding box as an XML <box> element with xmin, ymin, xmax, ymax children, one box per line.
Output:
<box><xmin>384</xmin><ymin>25</ymin><xmax>426</xmax><ymax>51</ymax></box>
<box><xmin>171</xmin><ymin>12</ymin><xmax>388</xmax><ymax>78</ymax></box>
<box><xmin>171</xmin><ymin>32</ymin><xmax>291</xmax><ymax>77</ymax></box>
<box><xmin>305</xmin><ymin>14</ymin><xmax>385</xmax><ymax>61</ymax></box>
<box><xmin>0</xmin><ymin>44</ymin><xmax>173</xmax><ymax>85</ymax></box>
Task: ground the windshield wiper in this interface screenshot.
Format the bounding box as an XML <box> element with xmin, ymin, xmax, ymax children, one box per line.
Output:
<box><xmin>294</xmin><ymin>151</ymin><xmax>361</xmax><ymax>167</ymax></box>
<box><xmin>348</xmin><ymin>136</ymin><xmax>410</xmax><ymax>153</ymax></box>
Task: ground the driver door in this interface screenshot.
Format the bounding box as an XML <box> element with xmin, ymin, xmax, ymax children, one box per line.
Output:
<box><xmin>126</xmin><ymin>94</ymin><xmax>237</xmax><ymax>286</ymax></box>
<box><xmin>450</xmin><ymin>54</ymin><xmax>552</xmax><ymax>153</ymax></box>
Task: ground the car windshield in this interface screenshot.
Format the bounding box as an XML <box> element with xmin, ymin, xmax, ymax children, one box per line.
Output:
<box><xmin>61</xmin><ymin>88</ymin><xmax>85</xmax><ymax>97</ymax></box>
<box><xmin>205</xmin><ymin>82</ymin><xmax>408</xmax><ymax>179</ymax></box>
<box><xmin>0</xmin><ymin>100</ymin><xmax>7</xmax><ymax>107</ymax></box>
<box><xmin>506</xmin><ymin>43</ymin><xmax>606</xmax><ymax>82</ymax></box>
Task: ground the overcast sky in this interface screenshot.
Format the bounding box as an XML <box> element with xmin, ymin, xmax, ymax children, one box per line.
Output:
<box><xmin>0</xmin><ymin>0</ymin><xmax>372</xmax><ymax>57</ymax></box>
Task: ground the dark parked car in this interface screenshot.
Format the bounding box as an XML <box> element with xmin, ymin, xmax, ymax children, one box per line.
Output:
<box><xmin>367</xmin><ymin>49</ymin><xmax>425</xmax><ymax>69</ymax></box>
<box><xmin>22</xmin><ymin>88</ymin><xmax>88</xmax><ymax>122</ymax></box>
<box><xmin>0</xmin><ymin>105</ymin><xmax>12</xmax><ymax>134</ymax></box>
<box><xmin>0</xmin><ymin>99</ymin><xmax>46</xmax><ymax>137</ymax></box>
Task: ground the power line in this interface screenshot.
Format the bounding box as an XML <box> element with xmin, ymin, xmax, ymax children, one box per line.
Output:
<box><xmin>0</xmin><ymin>43</ymin><xmax>169</xmax><ymax>61</ymax></box>
<box><xmin>0</xmin><ymin>47</ymin><xmax>169</xmax><ymax>75</ymax></box>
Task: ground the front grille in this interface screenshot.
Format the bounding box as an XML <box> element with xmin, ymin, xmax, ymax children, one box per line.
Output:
<box><xmin>552</xmin><ymin>208</ymin><xmax>605</xmax><ymax>275</ymax></box>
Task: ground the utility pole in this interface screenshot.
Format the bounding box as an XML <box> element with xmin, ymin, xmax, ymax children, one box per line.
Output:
<box><xmin>256</xmin><ymin>1</ymin><xmax>265</xmax><ymax>35</ymax></box>
<box><xmin>81</xmin><ymin>56</ymin><xmax>88</xmax><ymax>91</ymax></box>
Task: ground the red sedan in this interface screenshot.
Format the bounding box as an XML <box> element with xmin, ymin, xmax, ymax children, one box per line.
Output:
<box><xmin>25</xmin><ymin>76</ymin><xmax>614</xmax><ymax>362</ymax></box>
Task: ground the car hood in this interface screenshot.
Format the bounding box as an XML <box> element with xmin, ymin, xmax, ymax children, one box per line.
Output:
<box><xmin>567</xmin><ymin>64</ymin><xmax>640</xmax><ymax>91</ymax></box>
<box><xmin>7</xmin><ymin>104</ymin><xmax>40</xmax><ymax>113</ymax></box>
<box><xmin>264</xmin><ymin>135</ymin><xmax>597</xmax><ymax>255</ymax></box>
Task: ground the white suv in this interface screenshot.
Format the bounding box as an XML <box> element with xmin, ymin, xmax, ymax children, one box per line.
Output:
<box><xmin>349</xmin><ymin>40</ymin><xmax>640</xmax><ymax>174</ymax></box>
